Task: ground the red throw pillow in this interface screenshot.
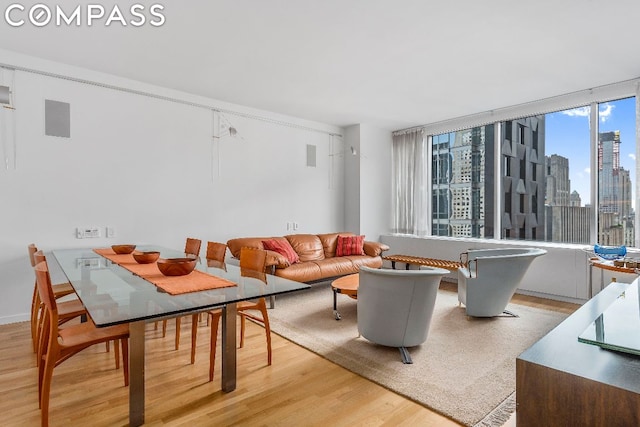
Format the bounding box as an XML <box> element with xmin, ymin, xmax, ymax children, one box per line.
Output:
<box><xmin>335</xmin><ymin>235</ymin><xmax>365</xmax><ymax>256</ymax></box>
<box><xmin>262</xmin><ymin>239</ymin><xmax>300</xmax><ymax>264</ymax></box>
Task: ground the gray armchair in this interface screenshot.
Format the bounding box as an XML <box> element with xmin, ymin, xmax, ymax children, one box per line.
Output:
<box><xmin>357</xmin><ymin>266</ymin><xmax>449</xmax><ymax>364</ymax></box>
<box><xmin>457</xmin><ymin>247</ymin><xmax>547</xmax><ymax>317</ymax></box>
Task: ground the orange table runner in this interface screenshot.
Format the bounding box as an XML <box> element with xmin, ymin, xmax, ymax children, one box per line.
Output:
<box><xmin>93</xmin><ymin>248</ymin><xmax>237</xmax><ymax>295</ymax></box>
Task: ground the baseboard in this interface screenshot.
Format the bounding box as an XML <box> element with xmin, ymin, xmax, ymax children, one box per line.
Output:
<box><xmin>0</xmin><ymin>313</ymin><xmax>29</xmax><ymax>325</ymax></box>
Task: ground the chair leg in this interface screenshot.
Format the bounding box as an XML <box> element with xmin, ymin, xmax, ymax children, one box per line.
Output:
<box><xmin>209</xmin><ymin>312</ymin><xmax>221</xmax><ymax>382</ymax></box>
<box><xmin>40</xmin><ymin>353</ymin><xmax>56</xmax><ymax>421</ymax></box>
<box><xmin>114</xmin><ymin>340</ymin><xmax>120</xmax><ymax>370</ymax></box>
<box><xmin>239</xmin><ymin>315</ymin><xmax>246</xmax><ymax>349</ymax></box>
<box><xmin>190</xmin><ymin>313</ymin><xmax>198</xmax><ymax>364</ymax></box>
<box><xmin>37</xmin><ymin>351</ymin><xmax>45</xmax><ymax>407</ymax></box>
<box><xmin>399</xmin><ymin>347</ymin><xmax>413</xmax><ymax>364</ymax></box>
<box><xmin>175</xmin><ymin>317</ymin><xmax>181</xmax><ymax>350</ymax></box>
<box><xmin>259</xmin><ymin>303</ymin><xmax>272</xmax><ymax>366</ymax></box>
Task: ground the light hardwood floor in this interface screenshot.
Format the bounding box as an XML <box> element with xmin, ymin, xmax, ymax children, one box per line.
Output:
<box><xmin>0</xmin><ymin>287</ymin><xmax>579</xmax><ymax>427</ymax></box>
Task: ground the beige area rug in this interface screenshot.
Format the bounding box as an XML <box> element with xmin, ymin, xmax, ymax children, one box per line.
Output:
<box><xmin>268</xmin><ymin>284</ymin><xmax>569</xmax><ymax>426</ymax></box>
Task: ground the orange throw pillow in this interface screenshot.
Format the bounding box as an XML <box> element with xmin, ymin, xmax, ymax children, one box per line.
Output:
<box><xmin>262</xmin><ymin>239</ymin><xmax>300</xmax><ymax>264</ymax></box>
<box><xmin>335</xmin><ymin>235</ymin><xmax>365</xmax><ymax>256</ymax></box>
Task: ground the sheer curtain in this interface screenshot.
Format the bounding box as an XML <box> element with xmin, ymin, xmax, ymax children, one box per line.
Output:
<box><xmin>391</xmin><ymin>129</ymin><xmax>429</xmax><ymax>236</ymax></box>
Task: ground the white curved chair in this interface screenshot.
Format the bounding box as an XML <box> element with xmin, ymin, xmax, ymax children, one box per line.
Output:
<box><xmin>457</xmin><ymin>248</ymin><xmax>547</xmax><ymax>317</ymax></box>
<box><xmin>357</xmin><ymin>265</ymin><xmax>449</xmax><ymax>364</ymax></box>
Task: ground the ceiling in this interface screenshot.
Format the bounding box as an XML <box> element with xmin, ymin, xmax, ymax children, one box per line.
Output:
<box><xmin>1</xmin><ymin>1</ymin><xmax>639</xmax><ymax>131</ymax></box>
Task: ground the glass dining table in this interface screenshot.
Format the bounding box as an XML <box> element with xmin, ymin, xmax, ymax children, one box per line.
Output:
<box><xmin>52</xmin><ymin>245</ymin><xmax>310</xmax><ymax>427</ymax></box>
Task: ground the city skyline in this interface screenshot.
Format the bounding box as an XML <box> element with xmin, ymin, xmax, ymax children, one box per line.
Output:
<box><xmin>545</xmin><ymin>96</ymin><xmax>636</xmax><ymax>208</ymax></box>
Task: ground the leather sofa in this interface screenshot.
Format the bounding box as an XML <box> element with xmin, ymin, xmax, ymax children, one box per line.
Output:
<box><xmin>227</xmin><ymin>232</ymin><xmax>389</xmax><ymax>283</ymax></box>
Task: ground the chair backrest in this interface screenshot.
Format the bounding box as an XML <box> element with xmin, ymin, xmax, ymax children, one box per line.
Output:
<box><xmin>28</xmin><ymin>243</ymin><xmax>38</xmax><ymax>267</ymax></box>
<box><xmin>206</xmin><ymin>242</ymin><xmax>227</xmax><ymax>263</ymax></box>
<box><xmin>34</xmin><ymin>261</ymin><xmax>58</xmax><ymax>327</ymax></box>
<box><xmin>240</xmin><ymin>247</ymin><xmax>267</xmax><ymax>273</ymax></box>
<box><xmin>34</xmin><ymin>250</ymin><xmax>47</xmax><ymax>266</ymax></box>
<box><xmin>357</xmin><ymin>266</ymin><xmax>448</xmax><ymax>348</ymax></box>
<box><xmin>185</xmin><ymin>238</ymin><xmax>202</xmax><ymax>258</ymax></box>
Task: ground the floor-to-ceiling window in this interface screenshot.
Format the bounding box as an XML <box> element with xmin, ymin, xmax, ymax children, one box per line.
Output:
<box><xmin>431</xmin><ymin>126</ymin><xmax>493</xmax><ymax>238</ymax></box>
<box><xmin>596</xmin><ymin>97</ymin><xmax>636</xmax><ymax>247</ymax></box>
<box><xmin>418</xmin><ymin>93</ymin><xmax>637</xmax><ymax>247</ymax></box>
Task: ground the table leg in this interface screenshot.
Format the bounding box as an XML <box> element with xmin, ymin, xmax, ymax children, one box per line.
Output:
<box><xmin>129</xmin><ymin>320</ymin><xmax>145</xmax><ymax>427</ymax></box>
<box><xmin>221</xmin><ymin>303</ymin><xmax>237</xmax><ymax>392</ymax></box>
<box><xmin>333</xmin><ymin>288</ymin><xmax>341</xmax><ymax>320</ymax></box>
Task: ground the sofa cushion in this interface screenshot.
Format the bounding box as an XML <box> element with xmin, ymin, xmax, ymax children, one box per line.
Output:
<box><xmin>262</xmin><ymin>238</ymin><xmax>299</xmax><ymax>264</ymax></box>
<box><xmin>313</xmin><ymin>258</ymin><xmax>360</xmax><ymax>278</ymax></box>
<box><xmin>274</xmin><ymin>261</ymin><xmax>322</xmax><ymax>282</ymax></box>
<box><xmin>285</xmin><ymin>234</ymin><xmax>325</xmax><ymax>262</ymax></box>
<box><xmin>336</xmin><ymin>235</ymin><xmax>365</xmax><ymax>256</ymax></box>
<box><xmin>317</xmin><ymin>232</ymin><xmax>354</xmax><ymax>258</ymax></box>
<box><xmin>344</xmin><ymin>255</ymin><xmax>383</xmax><ymax>270</ymax></box>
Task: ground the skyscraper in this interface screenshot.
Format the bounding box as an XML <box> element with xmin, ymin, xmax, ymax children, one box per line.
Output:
<box><xmin>597</xmin><ymin>130</ymin><xmax>633</xmax><ymax>245</ymax></box>
<box><xmin>545</xmin><ymin>154</ymin><xmax>570</xmax><ymax>206</ymax></box>
<box><xmin>501</xmin><ymin>116</ymin><xmax>545</xmax><ymax>240</ymax></box>
<box><xmin>544</xmin><ymin>153</ymin><xmax>591</xmax><ymax>244</ymax></box>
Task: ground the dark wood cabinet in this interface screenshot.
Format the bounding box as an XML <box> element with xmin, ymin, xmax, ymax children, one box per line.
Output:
<box><xmin>517</xmin><ymin>281</ymin><xmax>640</xmax><ymax>426</ymax></box>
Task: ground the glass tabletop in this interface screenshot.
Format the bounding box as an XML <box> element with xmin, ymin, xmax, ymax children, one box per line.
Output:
<box><xmin>579</xmin><ymin>280</ymin><xmax>640</xmax><ymax>356</ymax></box>
<box><xmin>52</xmin><ymin>245</ymin><xmax>310</xmax><ymax>327</ymax></box>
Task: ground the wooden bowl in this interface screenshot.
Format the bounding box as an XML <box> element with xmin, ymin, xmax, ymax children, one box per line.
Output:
<box><xmin>132</xmin><ymin>251</ymin><xmax>160</xmax><ymax>264</ymax></box>
<box><xmin>157</xmin><ymin>257</ymin><xmax>197</xmax><ymax>276</ymax></box>
<box><xmin>112</xmin><ymin>244</ymin><xmax>136</xmax><ymax>254</ymax></box>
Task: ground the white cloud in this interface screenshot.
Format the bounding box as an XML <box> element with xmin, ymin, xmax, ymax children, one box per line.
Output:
<box><xmin>599</xmin><ymin>103</ymin><xmax>614</xmax><ymax>123</ymax></box>
<box><xmin>630</xmin><ymin>153</ymin><xmax>636</xmax><ymax>161</ymax></box>
<box><xmin>584</xmin><ymin>167</ymin><xmax>591</xmax><ymax>174</ymax></box>
<box><xmin>561</xmin><ymin>107</ymin><xmax>590</xmax><ymax>117</ymax></box>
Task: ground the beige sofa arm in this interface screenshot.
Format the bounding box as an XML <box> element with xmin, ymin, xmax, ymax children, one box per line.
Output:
<box><xmin>363</xmin><ymin>241</ymin><xmax>390</xmax><ymax>257</ymax></box>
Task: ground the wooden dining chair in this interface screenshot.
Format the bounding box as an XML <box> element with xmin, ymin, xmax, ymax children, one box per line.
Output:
<box><xmin>185</xmin><ymin>237</ymin><xmax>202</xmax><ymax>261</ymax></box>
<box><xmin>205</xmin><ymin>240</ymin><xmax>227</xmax><ymax>269</ymax></box>
<box><xmin>32</xmin><ymin>251</ymin><xmax>121</xmax><ymax>369</ymax></box>
<box><xmin>34</xmin><ymin>260</ymin><xmax>129</xmax><ymax>427</ymax></box>
<box><xmin>237</xmin><ymin>247</ymin><xmax>272</xmax><ymax>367</ymax></box>
<box><xmin>161</xmin><ymin>237</ymin><xmax>203</xmax><ymax>350</ymax></box>
<box><xmin>189</xmin><ymin>242</ymin><xmax>226</xmax><ymax>379</ymax></box>
<box><xmin>191</xmin><ymin>245</ymin><xmax>272</xmax><ymax>382</ymax></box>
<box><xmin>28</xmin><ymin>244</ymin><xmax>77</xmax><ymax>351</ymax></box>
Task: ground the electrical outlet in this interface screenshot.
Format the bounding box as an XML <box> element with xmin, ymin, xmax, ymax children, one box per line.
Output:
<box><xmin>76</xmin><ymin>227</ymin><xmax>101</xmax><ymax>239</ymax></box>
<box><xmin>106</xmin><ymin>227</ymin><xmax>115</xmax><ymax>238</ymax></box>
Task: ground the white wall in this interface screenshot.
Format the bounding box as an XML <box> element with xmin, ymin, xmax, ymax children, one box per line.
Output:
<box><xmin>343</xmin><ymin>125</ymin><xmax>360</xmax><ymax>233</ymax></box>
<box><xmin>0</xmin><ymin>50</ymin><xmax>344</xmax><ymax>324</ymax></box>
<box><xmin>380</xmin><ymin>235</ymin><xmax>638</xmax><ymax>303</ymax></box>
<box><xmin>342</xmin><ymin>124</ymin><xmax>392</xmax><ymax>241</ymax></box>
<box><xmin>359</xmin><ymin>124</ymin><xmax>391</xmax><ymax>241</ymax></box>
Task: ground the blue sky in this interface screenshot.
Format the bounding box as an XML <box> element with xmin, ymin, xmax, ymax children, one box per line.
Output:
<box><xmin>545</xmin><ymin>96</ymin><xmax>636</xmax><ymax>207</ymax></box>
